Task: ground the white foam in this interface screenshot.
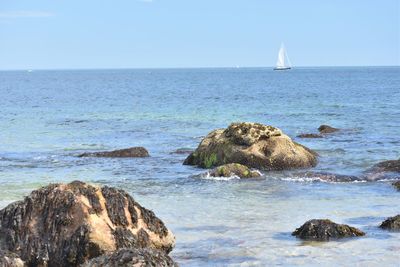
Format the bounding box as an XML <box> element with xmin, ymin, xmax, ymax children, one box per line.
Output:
<box><xmin>199</xmin><ymin>172</ymin><xmax>241</xmax><ymax>181</ymax></box>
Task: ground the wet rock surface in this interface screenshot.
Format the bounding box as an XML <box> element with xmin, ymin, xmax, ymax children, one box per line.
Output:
<box><xmin>318</xmin><ymin>125</ymin><xmax>340</xmax><ymax>134</ymax></box>
<box><xmin>0</xmin><ymin>250</ymin><xmax>25</xmax><ymax>267</ymax></box>
<box><xmin>392</xmin><ymin>181</ymin><xmax>400</xmax><ymax>190</ymax></box>
<box><xmin>79</xmin><ymin>147</ymin><xmax>149</xmax><ymax>158</ymax></box>
<box><xmin>370</xmin><ymin>159</ymin><xmax>400</xmax><ymax>173</ymax></box>
<box><xmin>292</xmin><ymin>219</ymin><xmax>365</xmax><ymax>241</ymax></box>
<box><xmin>208</xmin><ymin>163</ymin><xmax>261</xmax><ymax>179</ymax></box>
<box><xmin>297</xmin><ymin>133</ymin><xmax>324</xmax><ymax>138</ymax></box>
<box><xmin>0</xmin><ymin>181</ymin><xmax>175</xmax><ymax>267</ymax></box>
<box><xmin>380</xmin><ymin>215</ymin><xmax>400</xmax><ymax>231</ymax></box>
<box><xmin>298</xmin><ymin>171</ymin><xmax>361</xmax><ymax>182</ymax></box>
<box><xmin>82</xmin><ymin>248</ymin><xmax>177</xmax><ymax>267</ymax></box>
<box><xmin>184</xmin><ymin>122</ymin><xmax>317</xmax><ymax>170</ymax></box>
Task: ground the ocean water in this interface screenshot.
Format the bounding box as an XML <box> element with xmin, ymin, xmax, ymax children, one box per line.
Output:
<box><xmin>0</xmin><ymin>67</ymin><xmax>399</xmax><ymax>266</ymax></box>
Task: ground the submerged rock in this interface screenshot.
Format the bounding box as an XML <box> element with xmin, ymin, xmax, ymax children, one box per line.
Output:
<box><xmin>79</xmin><ymin>147</ymin><xmax>149</xmax><ymax>158</ymax></box>
<box><xmin>0</xmin><ymin>181</ymin><xmax>175</xmax><ymax>266</ymax></box>
<box><xmin>184</xmin><ymin>122</ymin><xmax>317</xmax><ymax>170</ymax></box>
<box><xmin>299</xmin><ymin>171</ymin><xmax>361</xmax><ymax>182</ymax></box>
<box><xmin>380</xmin><ymin>215</ymin><xmax>400</xmax><ymax>231</ymax></box>
<box><xmin>297</xmin><ymin>133</ymin><xmax>324</xmax><ymax>138</ymax></box>
<box><xmin>0</xmin><ymin>250</ymin><xmax>25</xmax><ymax>267</ymax></box>
<box><xmin>292</xmin><ymin>219</ymin><xmax>365</xmax><ymax>241</ymax></box>
<box><xmin>208</xmin><ymin>163</ymin><xmax>261</xmax><ymax>179</ymax></box>
<box><xmin>370</xmin><ymin>159</ymin><xmax>400</xmax><ymax>173</ymax></box>
<box><xmin>82</xmin><ymin>248</ymin><xmax>177</xmax><ymax>267</ymax></box>
<box><xmin>170</xmin><ymin>148</ymin><xmax>194</xmax><ymax>155</ymax></box>
<box><xmin>318</xmin><ymin>125</ymin><xmax>339</xmax><ymax>134</ymax></box>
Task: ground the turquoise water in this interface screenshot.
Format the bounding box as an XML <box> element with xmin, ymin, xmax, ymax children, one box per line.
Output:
<box><xmin>0</xmin><ymin>67</ymin><xmax>399</xmax><ymax>266</ymax></box>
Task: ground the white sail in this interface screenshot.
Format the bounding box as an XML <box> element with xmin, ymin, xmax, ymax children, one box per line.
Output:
<box><xmin>275</xmin><ymin>43</ymin><xmax>291</xmax><ymax>70</ymax></box>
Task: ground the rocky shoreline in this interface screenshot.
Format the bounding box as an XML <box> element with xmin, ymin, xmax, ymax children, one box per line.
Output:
<box><xmin>1</xmin><ymin>122</ymin><xmax>399</xmax><ymax>266</ymax></box>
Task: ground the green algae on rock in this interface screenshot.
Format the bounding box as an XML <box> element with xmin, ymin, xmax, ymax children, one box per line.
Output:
<box><xmin>209</xmin><ymin>163</ymin><xmax>261</xmax><ymax>179</ymax></box>
<box><xmin>184</xmin><ymin>122</ymin><xmax>317</xmax><ymax>170</ymax></box>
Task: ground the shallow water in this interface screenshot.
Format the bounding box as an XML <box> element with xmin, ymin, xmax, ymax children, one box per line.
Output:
<box><xmin>0</xmin><ymin>67</ymin><xmax>399</xmax><ymax>266</ymax></box>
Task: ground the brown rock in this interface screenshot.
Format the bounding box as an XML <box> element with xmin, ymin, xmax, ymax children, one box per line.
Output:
<box><xmin>318</xmin><ymin>125</ymin><xmax>339</xmax><ymax>134</ymax></box>
<box><xmin>380</xmin><ymin>215</ymin><xmax>400</xmax><ymax>231</ymax></box>
<box><xmin>0</xmin><ymin>181</ymin><xmax>175</xmax><ymax>266</ymax></box>
<box><xmin>79</xmin><ymin>147</ymin><xmax>149</xmax><ymax>158</ymax></box>
<box><xmin>184</xmin><ymin>122</ymin><xmax>318</xmax><ymax>170</ymax></box>
<box><xmin>82</xmin><ymin>248</ymin><xmax>177</xmax><ymax>267</ymax></box>
<box><xmin>292</xmin><ymin>219</ymin><xmax>365</xmax><ymax>241</ymax></box>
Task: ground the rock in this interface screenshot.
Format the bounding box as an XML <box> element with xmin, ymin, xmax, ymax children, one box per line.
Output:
<box><xmin>380</xmin><ymin>215</ymin><xmax>400</xmax><ymax>231</ymax></box>
<box><xmin>79</xmin><ymin>147</ymin><xmax>149</xmax><ymax>158</ymax></box>
<box><xmin>0</xmin><ymin>181</ymin><xmax>175</xmax><ymax>267</ymax></box>
<box><xmin>184</xmin><ymin>122</ymin><xmax>317</xmax><ymax>170</ymax></box>
<box><xmin>170</xmin><ymin>148</ymin><xmax>194</xmax><ymax>155</ymax></box>
<box><xmin>392</xmin><ymin>181</ymin><xmax>400</xmax><ymax>190</ymax></box>
<box><xmin>297</xmin><ymin>133</ymin><xmax>324</xmax><ymax>138</ymax></box>
<box><xmin>82</xmin><ymin>248</ymin><xmax>177</xmax><ymax>267</ymax></box>
<box><xmin>318</xmin><ymin>125</ymin><xmax>339</xmax><ymax>134</ymax></box>
<box><xmin>208</xmin><ymin>163</ymin><xmax>261</xmax><ymax>179</ymax></box>
<box><xmin>292</xmin><ymin>219</ymin><xmax>365</xmax><ymax>241</ymax></box>
<box><xmin>370</xmin><ymin>159</ymin><xmax>400</xmax><ymax>173</ymax></box>
<box><xmin>0</xmin><ymin>251</ymin><xmax>25</xmax><ymax>267</ymax></box>
<box><xmin>299</xmin><ymin>171</ymin><xmax>361</xmax><ymax>182</ymax></box>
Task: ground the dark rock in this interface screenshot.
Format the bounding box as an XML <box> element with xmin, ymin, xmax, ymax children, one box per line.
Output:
<box><xmin>318</xmin><ymin>125</ymin><xmax>339</xmax><ymax>134</ymax></box>
<box><xmin>380</xmin><ymin>215</ymin><xmax>400</xmax><ymax>231</ymax></box>
<box><xmin>392</xmin><ymin>181</ymin><xmax>400</xmax><ymax>190</ymax></box>
<box><xmin>170</xmin><ymin>148</ymin><xmax>194</xmax><ymax>155</ymax></box>
<box><xmin>79</xmin><ymin>147</ymin><xmax>149</xmax><ymax>158</ymax></box>
<box><xmin>208</xmin><ymin>163</ymin><xmax>261</xmax><ymax>179</ymax></box>
<box><xmin>82</xmin><ymin>248</ymin><xmax>177</xmax><ymax>267</ymax></box>
<box><xmin>370</xmin><ymin>159</ymin><xmax>400</xmax><ymax>173</ymax></box>
<box><xmin>297</xmin><ymin>133</ymin><xmax>324</xmax><ymax>138</ymax></box>
<box><xmin>299</xmin><ymin>172</ymin><xmax>361</xmax><ymax>182</ymax></box>
<box><xmin>184</xmin><ymin>122</ymin><xmax>317</xmax><ymax>170</ymax></box>
<box><xmin>0</xmin><ymin>250</ymin><xmax>25</xmax><ymax>267</ymax></box>
<box><xmin>0</xmin><ymin>181</ymin><xmax>175</xmax><ymax>267</ymax></box>
<box><xmin>292</xmin><ymin>219</ymin><xmax>365</xmax><ymax>241</ymax></box>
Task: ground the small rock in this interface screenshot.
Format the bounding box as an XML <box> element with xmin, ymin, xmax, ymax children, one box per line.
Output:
<box><xmin>318</xmin><ymin>125</ymin><xmax>339</xmax><ymax>134</ymax></box>
<box><xmin>208</xmin><ymin>163</ymin><xmax>261</xmax><ymax>179</ymax></box>
<box><xmin>380</xmin><ymin>215</ymin><xmax>400</xmax><ymax>231</ymax></box>
<box><xmin>292</xmin><ymin>219</ymin><xmax>365</xmax><ymax>241</ymax></box>
<box><xmin>297</xmin><ymin>133</ymin><xmax>324</xmax><ymax>138</ymax></box>
<box><xmin>79</xmin><ymin>147</ymin><xmax>149</xmax><ymax>158</ymax></box>
<box><xmin>299</xmin><ymin>171</ymin><xmax>361</xmax><ymax>182</ymax></box>
<box><xmin>170</xmin><ymin>148</ymin><xmax>194</xmax><ymax>155</ymax></box>
<box><xmin>392</xmin><ymin>181</ymin><xmax>400</xmax><ymax>190</ymax></box>
<box><xmin>82</xmin><ymin>248</ymin><xmax>177</xmax><ymax>267</ymax></box>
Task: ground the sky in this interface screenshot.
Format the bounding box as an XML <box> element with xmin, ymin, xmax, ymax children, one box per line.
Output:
<box><xmin>0</xmin><ymin>0</ymin><xmax>399</xmax><ymax>69</ymax></box>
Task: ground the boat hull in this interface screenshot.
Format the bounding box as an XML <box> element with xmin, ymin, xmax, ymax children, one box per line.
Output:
<box><xmin>273</xmin><ymin>67</ymin><xmax>291</xmax><ymax>71</ymax></box>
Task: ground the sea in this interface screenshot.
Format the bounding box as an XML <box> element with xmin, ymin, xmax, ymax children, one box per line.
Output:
<box><xmin>0</xmin><ymin>67</ymin><xmax>399</xmax><ymax>266</ymax></box>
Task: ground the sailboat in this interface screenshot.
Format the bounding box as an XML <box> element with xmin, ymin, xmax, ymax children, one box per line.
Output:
<box><xmin>274</xmin><ymin>43</ymin><xmax>291</xmax><ymax>70</ymax></box>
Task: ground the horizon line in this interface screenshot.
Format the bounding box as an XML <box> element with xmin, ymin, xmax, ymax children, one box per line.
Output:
<box><xmin>0</xmin><ymin>65</ymin><xmax>399</xmax><ymax>72</ymax></box>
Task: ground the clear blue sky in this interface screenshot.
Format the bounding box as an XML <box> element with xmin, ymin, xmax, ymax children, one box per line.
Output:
<box><xmin>0</xmin><ymin>0</ymin><xmax>399</xmax><ymax>69</ymax></box>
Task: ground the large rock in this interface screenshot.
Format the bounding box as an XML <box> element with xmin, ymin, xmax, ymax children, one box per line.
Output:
<box><xmin>292</xmin><ymin>219</ymin><xmax>365</xmax><ymax>241</ymax></box>
<box><xmin>82</xmin><ymin>248</ymin><xmax>177</xmax><ymax>267</ymax></box>
<box><xmin>0</xmin><ymin>181</ymin><xmax>175</xmax><ymax>266</ymax></box>
<box><xmin>380</xmin><ymin>215</ymin><xmax>400</xmax><ymax>231</ymax></box>
<box><xmin>208</xmin><ymin>163</ymin><xmax>261</xmax><ymax>179</ymax></box>
<box><xmin>318</xmin><ymin>125</ymin><xmax>339</xmax><ymax>134</ymax></box>
<box><xmin>79</xmin><ymin>147</ymin><xmax>149</xmax><ymax>158</ymax></box>
<box><xmin>184</xmin><ymin>122</ymin><xmax>317</xmax><ymax>170</ymax></box>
